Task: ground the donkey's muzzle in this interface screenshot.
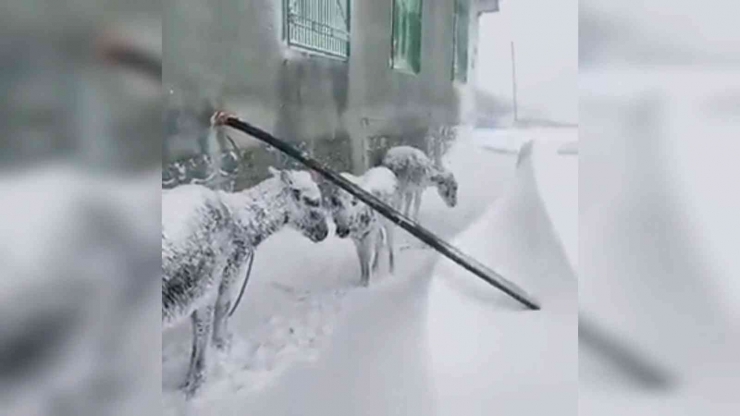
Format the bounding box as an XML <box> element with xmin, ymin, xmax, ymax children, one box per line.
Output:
<box><xmin>335</xmin><ymin>226</ymin><xmax>350</xmax><ymax>238</ymax></box>
<box><xmin>309</xmin><ymin>223</ymin><xmax>329</xmax><ymax>242</ymax></box>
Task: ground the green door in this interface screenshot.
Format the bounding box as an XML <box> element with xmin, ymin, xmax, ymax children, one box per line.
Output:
<box><xmin>391</xmin><ymin>0</ymin><xmax>423</xmax><ymax>74</ymax></box>
<box><xmin>453</xmin><ymin>0</ymin><xmax>470</xmax><ymax>82</ymax></box>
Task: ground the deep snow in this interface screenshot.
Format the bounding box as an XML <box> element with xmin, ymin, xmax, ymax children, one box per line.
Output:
<box><xmin>162</xmin><ymin>128</ymin><xmax>578</xmax><ymax>415</ymax></box>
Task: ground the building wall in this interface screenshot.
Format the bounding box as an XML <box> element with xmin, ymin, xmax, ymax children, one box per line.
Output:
<box><xmin>347</xmin><ymin>0</ymin><xmax>468</xmax><ymax>170</ymax></box>
<box><xmin>164</xmin><ymin>0</ymin><xmax>479</xmax><ymax>188</ymax></box>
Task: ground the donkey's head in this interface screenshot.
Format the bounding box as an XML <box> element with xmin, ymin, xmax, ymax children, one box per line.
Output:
<box><xmin>269</xmin><ymin>167</ymin><xmax>328</xmax><ymax>242</ymax></box>
<box><xmin>431</xmin><ymin>168</ymin><xmax>458</xmax><ymax>208</ymax></box>
<box><xmin>327</xmin><ymin>173</ymin><xmax>374</xmax><ymax>239</ymax></box>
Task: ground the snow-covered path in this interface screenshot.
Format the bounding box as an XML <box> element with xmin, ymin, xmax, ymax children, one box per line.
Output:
<box><xmin>162</xmin><ymin>128</ymin><xmax>578</xmax><ymax>415</ymax></box>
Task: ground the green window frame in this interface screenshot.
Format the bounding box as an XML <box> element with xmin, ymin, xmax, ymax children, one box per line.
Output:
<box><xmin>390</xmin><ymin>0</ymin><xmax>423</xmax><ymax>74</ymax></box>
<box><xmin>285</xmin><ymin>0</ymin><xmax>351</xmax><ymax>60</ymax></box>
<box><xmin>452</xmin><ymin>0</ymin><xmax>470</xmax><ymax>82</ymax></box>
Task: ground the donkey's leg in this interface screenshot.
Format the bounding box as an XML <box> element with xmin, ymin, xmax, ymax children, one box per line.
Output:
<box><xmin>402</xmin><ymin>191</ymin><xmax>412</xmax><ymax>217</ymax></box>
<box><xmin>385</xmin><ymin>222</ymin><xmax>396</xmax><ymax>274</ymax></box>
<box><xmin>371</xmin><ymin>226</ymin><xmax>384</xmax><ymax>272</ymax></box>
<box><xmin>182</xmin><ymin>310</ymin><xmax>199</xmax><ymax>386</ymax></box>
<box><xmin>182</xmin><ymin>304</ymin><xmax>215</xmax><ymax>399</ymax></box>
<box><xmin>392</xmin><ymin>190</ymin><xmax>403</xmax><ymax>212</ymax></box>
<box><xmin>212</xmin><ymin>249</ymin><xmax>250</xmax><ymax>352</ymax></box>
<box><xmin>412</xmin><ymin>190</ymin><xmax>423</xmax><ymax>221</ymax></box>
<box><xmin>211</xmin><ymin>288</ymin><xmax>233</xmax><ymax>352</ymax></box>
<box><xmin>354</xmin><ymin>237</ymin><xmax>371</xmax><ymax>287</ymax></box>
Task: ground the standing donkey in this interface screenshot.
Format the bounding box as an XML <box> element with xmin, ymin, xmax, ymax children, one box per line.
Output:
<box><xmin>328</xmin><ymin>166</ymin><xmax>400</xmax><ymax>287</ymax></box>
<box><xmin>162</xmin><ymin>167</ymin><xmax>328</xmax><ymax>398</ymax></box>
<box><xmin>382</xmin><ymin>146</ymin><xmax>458</xmax><ymax>221</ymax></box>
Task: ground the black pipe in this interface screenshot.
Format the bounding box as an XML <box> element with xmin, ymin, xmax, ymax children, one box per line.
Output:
<box><xmin>213</xmin><ymin>111</ymin><xmax>540</xmax><ymax>310</ymax></box>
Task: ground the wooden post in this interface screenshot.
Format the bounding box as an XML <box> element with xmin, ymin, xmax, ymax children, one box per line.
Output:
<box><xmin>511</xmin><ymin>41</ymin><xmax>518</xmax><ymax>123</ymax></box>
<box><xmin>212</xmin><ymin>111</ymin><xmax>541</xmax><ymax>310</ymax></box>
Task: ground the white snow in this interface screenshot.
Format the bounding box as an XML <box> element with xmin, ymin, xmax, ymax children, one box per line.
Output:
<box><xmin>360</xmin><ymin>166</ymin><xmax>398</xmax><ymax>196</ymax></box>
<box><xmin>162</xmin><ymin>129</ymin><xmax>578</xmax><ymax>415</ymax></box>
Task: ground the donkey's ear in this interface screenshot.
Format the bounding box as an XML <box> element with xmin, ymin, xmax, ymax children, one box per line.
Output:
<box><xmin>268</xmin><ymin>166</ymin><xmax>281</xmax><ymax>178</ymax></box>
<box><xmin>279</xmin><ymin>169</ymin><xmax>293</xmax><ymax>186</ymax></box>
<box><xmin>308</xmin><ymin>169</ymin><xmax>322</xmax><ymax>184</ymax></box>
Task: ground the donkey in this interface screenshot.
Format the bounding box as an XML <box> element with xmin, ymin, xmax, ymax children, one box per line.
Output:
<box><xmin>382</xmin><ymin>145</ymin><xmax>458</xmax><ymax>221</ymax></box>
<box><xmin>328</xmin><ymin>167</ymin><xmax>399</xmax><ymax>287</ymax></box>
<box><xmin>162</xmin><ymin>167</ymin><xmax>328</xmax><ymax>398</ymax></box>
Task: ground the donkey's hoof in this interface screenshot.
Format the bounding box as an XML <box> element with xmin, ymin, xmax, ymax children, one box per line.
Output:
<box><xmin>213</xmin><ymin>334</ymin><xmax>233</xmax><ymax>352</ymax></box>
<box><xmin>180</xmin><ymin>375</ymin><xmax>205</xmax><ymax>400</ymax></box>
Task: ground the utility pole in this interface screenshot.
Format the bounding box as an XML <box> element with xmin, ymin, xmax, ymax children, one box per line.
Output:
<box><xmin>510</xmin><ymin>41</ymin><xmax>518</xmax><ymax>124</ymax></box>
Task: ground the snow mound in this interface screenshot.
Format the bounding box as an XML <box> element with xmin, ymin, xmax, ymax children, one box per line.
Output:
<box><xmin>532</xmin><ymin>141</ymin><xmax>578</xmax><ymax>273</ymax></box>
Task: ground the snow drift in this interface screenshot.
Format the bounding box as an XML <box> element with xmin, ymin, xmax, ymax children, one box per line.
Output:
<box><xmin>426</xmin><ymin>140</ymin><xmax>577</xmax><ymax>416</ymax></box>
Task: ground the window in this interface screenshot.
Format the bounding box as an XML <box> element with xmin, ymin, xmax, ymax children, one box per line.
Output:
<box><xmin>452</xmin><ymin>0</ymin><xmax>469</xmax><ymax>82</ymax></box>
<box><xmin>391</xmin><ymin>0</ymin><xmax>423</xmax><ymax>74</ymax></box>
<box><xmin>285</xmin><ymin>0</ymin><xmax>350</xmax><ymax>60</ymax></box>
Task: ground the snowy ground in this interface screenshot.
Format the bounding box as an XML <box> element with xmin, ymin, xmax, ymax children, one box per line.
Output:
<box><xmin>162</xmin><ymin>127</ymin><xmax>578</xmax><ymax>415</ymax></box>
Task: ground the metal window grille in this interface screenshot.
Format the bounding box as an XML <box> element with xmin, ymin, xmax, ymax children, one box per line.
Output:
<box><xmin>285</xmin><ymin>0</ymin><xmax>350</xmax><ymax>60</ymax></box>
<box><xmin>391</xmin><ymin>0</ymin><xmax>423</xmax><ymax>74</ymax></box>
<box><xmin>452</xmin><ymin>0</ymin><xmax>469</xmax><ymax>82</ymax></box>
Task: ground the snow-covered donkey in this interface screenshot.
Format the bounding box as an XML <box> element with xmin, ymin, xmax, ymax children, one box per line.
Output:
<box><xmin>328</xmin><ymin>166</ymin><xmax>399</xmax><ymax>287</ymax></box>
<box><xmin>162</xmin><ymin>167</ymin><xmax>328</xmax><ymax>398</ymax></box>
<box><xmin>382</xmin><ymin>145</ymin><xmax>458</xmax><ymax>221</ymax></box>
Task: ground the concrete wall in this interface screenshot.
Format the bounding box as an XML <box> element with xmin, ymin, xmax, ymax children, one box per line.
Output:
<box><xmin>164</xmin><ymin>0</ymin><xmax>479</xmax><ymax>187</ymax></box>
